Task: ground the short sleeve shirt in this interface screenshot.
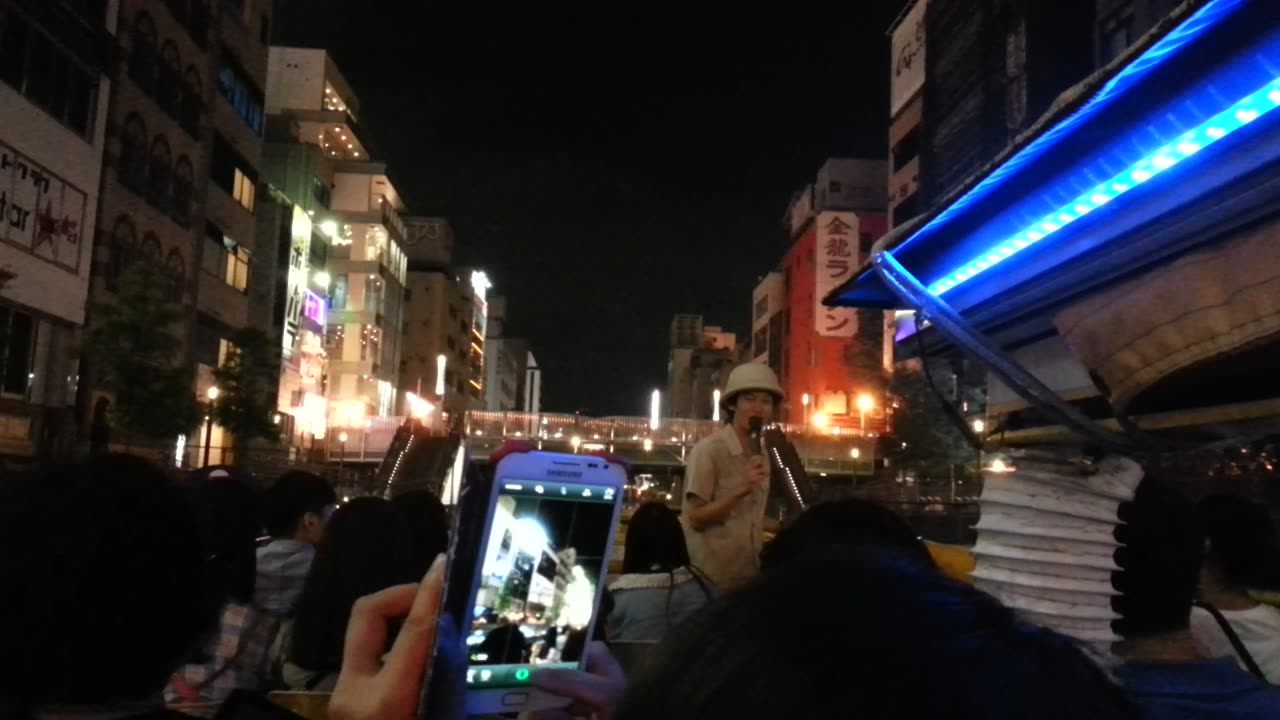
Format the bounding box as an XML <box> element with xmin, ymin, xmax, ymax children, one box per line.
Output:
<box><xmin>681</xmin><ymin>424</ymin><xmax>768</xmax><ymax>590</ymax></box>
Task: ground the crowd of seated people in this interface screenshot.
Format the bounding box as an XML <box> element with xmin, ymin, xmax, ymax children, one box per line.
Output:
<box><xmin>4</xmin><ymin>451</ymin><xmax>1280</xmax><ymax>720</ymax></box>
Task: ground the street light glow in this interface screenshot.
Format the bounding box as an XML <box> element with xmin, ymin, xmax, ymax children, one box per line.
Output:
<box><xmin>802</xmin><ymin>393</ymin><xmax>811</xmax><ymax>407</ymax></box>
<box><xmin>973</xmin><ymin>419</ymin><xmax>986</xmax><ymax>433</ymax></box>
<box><xmin>856</xmin><ymin>394</ymin><xmax>874</xmax><ymax>413</ymax></box>
<box><xmin>811</xmin><ymin>412</ymin><xmax>828</xmax><ymax>429</ymax></box>
<box><xmin>206</xmin><ymin>386</ymin><xmax>219</xmax><ymax>401</ymax></box>
<box><xmin>712</xmin><ymin>389</ymin><xmax>721</xmax><ymax>422</ymax></box>
<box><xmin>435</xmin><ymin>354</ymin><xmax>447</xmax><ymax>396</ymax></box>
<box><xmin>851</xmin><ymin>448</ymin><xmax>861</xmax><ymax>459</ymax></box>
<box><xmin>649</xmin><ymin>390</ymin><xmax>661</xmax><ymax>430</ymax></box>
<box><xmin>339</xmin><ymin>431</ymin><xmax>349</xmax><ymax>443</ymax></box>
<box><xmin>319</xmin><ymin>220</ymin><xmax>338</xmax><ymax>238</ymax></box>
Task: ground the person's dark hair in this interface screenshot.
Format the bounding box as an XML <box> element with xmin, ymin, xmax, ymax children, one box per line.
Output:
<box><xmin>0</xmin><ymin>454</ymin><xmax>214</xmax><ymax>709</ymax></box>
<box><xmin>1112</xmin><ymin>479</ymin><xmax>1202</xmax><ymax>638</ymax></box>
<box><xmin>391</xmin><ymin>490</ymin><xmax>449</xmax><ymax>580</ymax></box>
<box><xmin>621</xmin><ymin>502</ymin><xmax>712</xmax><ymax>628</ymax></box>
<box><xmin>615</xmin><ymin>550</ymin><xmax>1141</xmax><ymax>720</ymax></box>
<box><xmin>759</xmin><ymin>498</ymin><xmax>935</xmax><ymax>573</ymax></box>
<box><xmin>290</xmin><ymin>497</ymin><xmax>416</xmax><ymax>672</ymax></box>
<box><xmin>186</xmin><ymin>469</ymin><xmax>260</xmax><ymax>605</ymax></box>
<box><xmin>1198</xmin><ymin>493</ymin><xmax>1280</xmax><ymax>592</ymax></box>
<box><xmin>624</xmin><ymin>502</ymin><xmax>692</xmax><ymax>574</ymax></box>
<box><xmin>262</xmin><ymin>471</ymin><xmax>337</xmax><ymax>538</ymax></box>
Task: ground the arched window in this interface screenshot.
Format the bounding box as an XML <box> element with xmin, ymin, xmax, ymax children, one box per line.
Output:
<box><xmin>172</xmin><ymin>156</ymin><xmax>194</xmax><ymax>227</ymax></box>
<box><xmin>165</xmin><ymin>247</ymin><xmax>187</xmax><ymax>303</ymax></box>
<box><xmin>147</xmin><ymin>136</ymin><xmax>172</xmax><ymax>211</ymax></box>
<box><xmin>128</xmin><ymin>13</ymin><xmax>157</xmax><ymax>94</ymax></box>
<box><xmin>158</xmin><ymin>41</ymin><xmax>181</xmax><ymax>115</ymax></box>
<box><xmin>140</xmin><ymin>232</ymin><xmax>162</xmax><ymax>265</ymax></box>
<box><xmin>117</xmin><ymin>114</ymin><xmax>148</xmax><ymax>192</ymax></box>
<box><xmin>109</xmin><ymin>215</ymin><xmax>137</xmax><ymax>289</ymax></box>
<box><xmin>181</xmin><ymin>66</ymin><xmax>202</xmax><ymax>135</ymax></box>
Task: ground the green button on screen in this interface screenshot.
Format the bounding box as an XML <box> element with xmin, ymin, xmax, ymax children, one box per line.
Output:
<box><xmin>514</xmin><ymin>668</ymin><xmax>530</xmax><ymax>681</ymax></box>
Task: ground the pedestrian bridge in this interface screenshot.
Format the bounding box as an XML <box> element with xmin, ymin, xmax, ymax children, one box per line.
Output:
<box><xmin>329</xmin><ymin>410</ymin><xmax>876</xmax><ymax>477</ymax></box>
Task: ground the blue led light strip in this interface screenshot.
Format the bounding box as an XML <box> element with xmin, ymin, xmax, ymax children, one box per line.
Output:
<box><xmin>928</xmin><ymin>78</ymin><xmax>1280</xmax><ymax>296</ymax></box>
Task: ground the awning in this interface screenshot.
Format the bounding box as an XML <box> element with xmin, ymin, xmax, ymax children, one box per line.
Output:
<box><xmin>827</xmin><ymin>0</ymin><xmax>1280</xmax><ymax>334</ymax></box>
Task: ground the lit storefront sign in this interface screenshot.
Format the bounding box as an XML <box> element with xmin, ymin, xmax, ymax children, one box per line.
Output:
<box><xmin>302</xmin><ymin>289</ymin><xmax>327</xmax><ymax>327</ymax></box>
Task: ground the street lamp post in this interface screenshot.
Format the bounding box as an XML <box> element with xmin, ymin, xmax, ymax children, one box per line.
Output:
<box><xmin>338</xmin><ymin>431</ymin><xmax>349</xmax><ymax>478</ymax></box>
<box><xmin>202</xmin><ymin>386</ymin><xmax>219</xmax><ymax>467</ymax></box>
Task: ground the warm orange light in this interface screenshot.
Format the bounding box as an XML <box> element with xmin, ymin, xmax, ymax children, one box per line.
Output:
<box><xmin>811</xmin><ymin>412</ymin><xmax>828</xmax><ymax>429</ymax></box>
<box><xmin>856</xmin><ymin>394</ymin><xmax>874</xmax><ymax>413</ymax></box>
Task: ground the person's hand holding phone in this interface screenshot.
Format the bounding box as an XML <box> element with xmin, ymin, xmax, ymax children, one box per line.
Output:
<box><xmin>329</xmin><ymin>555</ymin><xmax>464</xmax><ymax>720</ymax></box>
<box><xmin>519</xmin><ymin>641</ymin><xmax>628</xmax><ymax>720</ymax></box>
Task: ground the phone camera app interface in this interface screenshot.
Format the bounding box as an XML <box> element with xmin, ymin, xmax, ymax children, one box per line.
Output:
<box><xmin>465</xmin><ymin>479</ymin><xmax>616</xmax><ymax>688</ymax></box>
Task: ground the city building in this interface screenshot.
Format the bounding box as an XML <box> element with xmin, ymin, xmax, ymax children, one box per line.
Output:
<box><xmin>80</xmin><ymin>0</ymin><xmax>273</xmax><ymax>464</ymax></box>
<box><xmin>0</xmin><ymin>1</ymin><xmax>117</xmax><ymax>457</ymax></box>
<box><xmin>266</xmin><ymin>46</ymin><xmax>408</xmax><ymax>431</ymax></box>
<box><xmin>666</xmin><ymin>314</ymin><xmax>736</xmax><ymax>420</ymax></box>
<box><xmin>523</xmin><ymin>351</ymin><xmax>542</xmax><ymax>414</ymax></box>
<box><xmin>1095</xmin><ymin>0</ymin><xmax>1178</xmax><ymax>66</ymax></box>
<box><xmin>751</xmin><ymin>272</ymin><xmax>785</xmax><ymax>380</ymax></box>
<box><xmin>888</xmin><ymin>0</ymin><xmax>924</xmax><ymax>227</ymax></box>
<box><xmin>464</xmin><ymin>267</ymin><xmax>491</xmax><ymax>409</ymax></box>
<box><xmin>256</xmin><ymin>113</ymin><xmax>339</xmax><ymax>447</ymax></box>
<box><xmin>482</xmin><ymin>297</ymin><xmax>530</xmax><ymax>412</ymax></box>
<box><xmin>776</xmin><ymin>158</ymin><xmax>889</xmax><ymax>432</ymax></box>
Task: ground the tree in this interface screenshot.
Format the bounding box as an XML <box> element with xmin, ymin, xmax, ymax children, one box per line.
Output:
<box><xmin>83</xmin><ymin>263</ymin><xmax>199</xmax><ymax>444</ymax></box>
<box><xmin>884</xmin><ymin>359</ymin><xmax>981</xmax><ymax>482</ymax></box>
<box><xmin>212</xmin><ymin>326</ymin><xmax>282</xmax><ymax>460</ymax></box>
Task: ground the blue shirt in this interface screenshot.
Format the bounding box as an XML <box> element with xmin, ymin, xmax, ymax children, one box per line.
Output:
<box><xmin>1115</xmin><ymin>657</ymin><xmax>1280</xmax><ymax>720</ymax></box>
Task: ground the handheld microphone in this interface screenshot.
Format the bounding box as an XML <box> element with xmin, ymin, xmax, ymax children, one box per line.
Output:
<box><xmin>748</xmin><ymin>417</ymin><xmax>764</xmax><ymax>455</ymax></box>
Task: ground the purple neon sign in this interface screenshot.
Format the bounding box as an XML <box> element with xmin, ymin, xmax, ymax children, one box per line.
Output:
<box><xmin>302</xmin><ymin>289</ymin><xmax>326</xmax><ymax>327</ymax></box>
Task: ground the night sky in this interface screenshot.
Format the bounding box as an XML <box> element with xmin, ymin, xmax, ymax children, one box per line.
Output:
<box><xmin>276</xmin><ymin>1</ymin><xmax>902</xmax><ymax>415</ymax></box>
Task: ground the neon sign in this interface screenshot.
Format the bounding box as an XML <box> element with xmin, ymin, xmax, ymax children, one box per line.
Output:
<box><xmin>302</xmin><ymin>289</ymin><xmax>327</xmax><ymax>327</ymax></box>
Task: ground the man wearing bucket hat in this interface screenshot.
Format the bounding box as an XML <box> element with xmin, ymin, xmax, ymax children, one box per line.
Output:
<box><xmin>682</xmin><ymin>363</ymin><xmax>784</xmax><ymax>590</ymax></box>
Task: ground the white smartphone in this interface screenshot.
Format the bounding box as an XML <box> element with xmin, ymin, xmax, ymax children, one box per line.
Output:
<box><xmin>422</xmin><ymin>450</ymin><xmax>626</xmax><ymax>717</ymax></box>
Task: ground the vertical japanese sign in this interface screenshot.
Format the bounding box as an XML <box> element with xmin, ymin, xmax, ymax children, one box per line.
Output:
<box><xmin>815</xmin><ymin>211</ymin><xmax>859</xmax><ymax>337</ymax></box>
<box><xmin>890</xmin><ymin>0</ymin><xmax>926</xmax><ymax>117</ymax></box>
<box><xmin>0</xmin><ymin>140</ymin><xmax>86</xmax><ymax>272</ymax></box>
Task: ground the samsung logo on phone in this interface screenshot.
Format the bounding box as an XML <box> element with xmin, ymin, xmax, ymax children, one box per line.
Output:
<box><xmin>546</xmin><ymin>469</ymin><xmax>584</xmax><ymax>478</ymax></box>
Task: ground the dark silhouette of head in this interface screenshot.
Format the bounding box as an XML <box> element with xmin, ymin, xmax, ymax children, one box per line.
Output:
<box><xmin>262</xmin><ymin>470</ymin><xmax>337</xmax><ymax>541</ymax></box>
<box><xmin>616</xmin><ymin>550</ymin><xmax>1140</xmax><ymax>720</ymax></box>
<box><xmin>185</xmin><ymin>468</ymin><xmax>261</xmax><ymax>606</ymax></box>
<box><xmin>391</xmin><ymin>490</ymin><xmax>450</xmax><ymax>580</ymax></box>
<box><xmin>0</xmin><ymin>455</ymin><xmax>214</xmax><ymax>710</ymax></box>
<box><xmin>477</xmin><ymin>624</ymin><xmax>529</xmax><ymax>665</ymax></box>
<box><xmin>1112</xmin><ymin>479</ymin><xmax>1202</xmax><ymax>640</ymax></box>
<box><xmin>290</xmin><ymin>497</ymin><xmax>416</xmax><ymax>672</ymax></box>
<box><xmin>1198</xmin><ymin>493</ymin><xmax>1280</xmax><ymax>593</ymax></box>
<box><xmin>624</xmin><ymin>502</ymin><xmax>691</xmax><ymax>574</ymax></box>
<box><xmin>760</xmin><ymin>498</ymin><xmax>935</xmax><ymax>573</ymax></box>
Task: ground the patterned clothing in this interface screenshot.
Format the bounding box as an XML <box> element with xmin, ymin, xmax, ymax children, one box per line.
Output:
<box><xmin>164</xmin><ymin>603</ymin><xmax>279</xmax><ymax>703</ymax></box>
<box><xmin>681</xmin><ymin>424</ymin><xmax>769</xmax><ymax>590</ymax></box>
<box><xmin>254</xmin><ymin>539</ymin><xmax>315</xmax><ymax>616</ymax></box>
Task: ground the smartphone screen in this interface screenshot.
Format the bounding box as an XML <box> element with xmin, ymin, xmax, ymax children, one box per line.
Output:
<box><xmin>463</xmin><ymin>476</ymin><xmax>618</xmax><ymax>689</ymax></box>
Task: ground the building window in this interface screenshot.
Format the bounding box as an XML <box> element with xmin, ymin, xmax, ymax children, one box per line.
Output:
<box><xmin>158</xmin><ymin>40</ymin><xmax>181</xmax><ymax>116</ymax></box>
<box><xmin>203</xmin><ymin>222</ymin><xmax>249</xmax><ymax>292</ymax></box>
<box><xmin>259</xmin><ymin>12</ymin><xmax>270</xmax><ymax>44</ymax></box>
<box><xmin>754</xmin><ymin>296</ymin><xmax>769</xmax><ymax>322</ymax></box>
<box><xmin>1100</xmin><ymin>8</ymin><xmax>1135</xmax><ymax>66</ymax></box>
<box><xmin>118</xmin><ymin>115</ymin><xmax>148</xmax><ymax>192</ymax></box>
<box><xmin>216</xmin><ymin>55</ymin><xmax>264</xmax><ymax>136</ymax></box>
<box><xmin>0</xmin><ymin>306</ymin><xmax>34</xmax><ymax>397</ymax></box>
<box><xmin>331</xmin><ymin>274</ymin><xmax>348</xmax><ymax>310</ymax></box>
<box><xmin>311</xmin><ymin>176</ymin><xmax>331</xmax><ymax>208</ymax></box>
<box><xmin>147</xmin><ymin>135</ymin><xmax>172</xmax><ymax>211</ymax></box>
<box><xmin>0</xmin><ymin>7</ymin><xmax>98</xmax><ymax>137</ymax></box>
<box><xmin>108</xmin><ymin>215</ymin><xmax>137</xmax><ymax>289</ymax></box>
<box><xmin>164</xmin><ymin>247</ymin><xmax>185</xmax><ymax>302</ymax></box>
<box><xmin>325</xmin><ymin>324</ymin><xmax>344</xmax><ymax>352</ymax></box>
<box><xmin>140</xmin><ymin>231</ymin><xmax>162</xmax><ymax>265</ymax></box>
<box><xmin>891</xmin><ymin>125</ymin><xmax>920</xmax><ymax>172</ymax></box>
<box><xmin>210</xmin><ymin>134</ymin><xmax>256</xmax><ymax>212</ymax></box>
<box><xmin>180</xmin><ymin>66</ymin><xmax>202</xmax><ymax>135</ymax></box>
<box><xmin>127</xmin><ymin>12</ymin><xmax>157</xmax><ymax>93</ymax></box>
<box><xmin>172</xmin><ymin>156</ymin><xmax>193</xmax><ymax>226</ymax></box>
